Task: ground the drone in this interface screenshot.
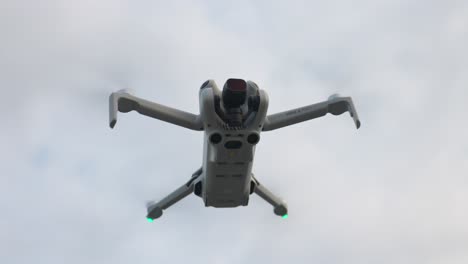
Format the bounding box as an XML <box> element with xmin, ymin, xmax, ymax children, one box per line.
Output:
<box><xmin>109</xmin><ymin>79</ymin><xmax>360</xmax><ymax>221</ymax></box>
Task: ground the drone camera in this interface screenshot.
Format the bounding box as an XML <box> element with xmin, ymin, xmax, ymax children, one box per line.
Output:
<box><xmin>226</xmin><ymin>78</ymin><xmax>247</xmax><ymax>91</ymax></box>
<box><xmin>222</xmin><ymin>78</ymin><xmax>247</xmax><ymax>108</ymax></box>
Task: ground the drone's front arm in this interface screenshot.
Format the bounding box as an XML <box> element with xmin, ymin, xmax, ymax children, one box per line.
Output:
<box><xmin>262</xmin><ymin>94</ymin><xmax>361</xmax><ymax>131</ymax></box>
<box><xmin>109</xmin><ymin>90</ymin><xmax>203</xmax><ymax>131</ymax></box>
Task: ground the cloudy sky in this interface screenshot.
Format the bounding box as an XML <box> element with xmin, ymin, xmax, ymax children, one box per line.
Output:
<box><xmin>1</xmin><ymin>1</ymin><xmax>467</xmax><ymax>263</ymax></box>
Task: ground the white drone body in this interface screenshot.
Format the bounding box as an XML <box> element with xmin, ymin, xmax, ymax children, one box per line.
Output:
<box><xmin>109</xmin><ymin>79</ymin><xmax>360</xmax><ymax>220</ymax></box>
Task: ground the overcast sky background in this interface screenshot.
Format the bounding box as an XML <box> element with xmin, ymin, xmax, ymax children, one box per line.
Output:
<box><xmin>1</xmin><ymin>1</ymin><xmax>467</xmax><ymax>263</ymax></box>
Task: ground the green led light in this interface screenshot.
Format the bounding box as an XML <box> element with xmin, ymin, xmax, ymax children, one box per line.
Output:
<box><xmin>146</xmin><ymin>217</ymin><xmax>154</xmax><ymax>223</ymax></box>
<box><xmin>282</xmin><ymin>214</ymin><xmax>288</xmax><ymax>219</ymax></box>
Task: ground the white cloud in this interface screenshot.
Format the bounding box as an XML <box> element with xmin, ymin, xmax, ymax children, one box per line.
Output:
<box><xmin>1</xmin><ymin>1</ymin><xmax>467</xmax><ymax>263</ymax></box>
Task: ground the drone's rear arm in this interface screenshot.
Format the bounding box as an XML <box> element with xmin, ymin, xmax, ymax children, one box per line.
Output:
<box><xmin>109</xmin><ymin>91</ymin><xmax>203</xmax><ymax>131</ymax></box>
<box><xmin>262</xmin><ymin>95</ymin><xmax>361</xmax><ymax>131</ymax></box>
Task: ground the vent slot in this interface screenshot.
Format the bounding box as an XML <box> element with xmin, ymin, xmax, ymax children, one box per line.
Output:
<box><xmin>225</xmin><ymin>140</ymin><xmax>242</xmax><ymax>149</ymax></box>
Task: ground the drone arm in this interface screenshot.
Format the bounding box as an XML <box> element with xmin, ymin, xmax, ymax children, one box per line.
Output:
<box><xmin>109</xmin><ymin>91</ymin><xmax>203</xmax><ymax>131</ymax></box>
<box><xmin>146</xmin><ymin>178</ymin><xmax>197</xmax><ymax>220</ymax></box>
<box><xmin>262</xmin><ymin>95</ymin><xmax>360</xmax><ymax>131</ymax></box>
<box><xmin>252</xmin><ymin>177</ymin><xmax>288</xmax><ymax>217</ymax></box>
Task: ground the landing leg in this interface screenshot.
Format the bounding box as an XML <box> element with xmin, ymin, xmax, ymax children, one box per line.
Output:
<box><xmin>146</xmin><ymin>174</ymin><xmax>200</xmax><ymax>220</ymax></box>
<box><xmin>252</xmin><ymin>177</ymin><xmax>288</xmax><ymax>218</ymax></box>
